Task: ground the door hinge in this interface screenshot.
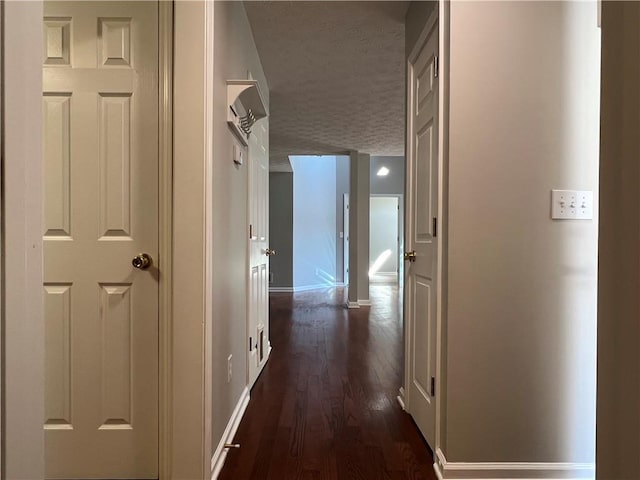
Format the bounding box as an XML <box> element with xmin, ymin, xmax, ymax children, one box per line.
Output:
<box><xmin>433</xmin><ymin>217</ymin><xmax>438</xmax><ymax>238</ymax></box>
<box><xmin>249</xmin><ymin>336</ymin><xmax>253</xmax><ymax>351</ymax></box>
<box><xmin>434</xmin><ymin>55</ymin><xmax>439</xmax><ymax>78</ymax></box>
<box><xmin>431</xmin><ymin>377</ymin><xmax>436</xmax><ymax>397</ymax></box>
<box><xmin>249</xmin><ymin>224</ymin><xmax>253</xmax><ymax>238</ymax></box>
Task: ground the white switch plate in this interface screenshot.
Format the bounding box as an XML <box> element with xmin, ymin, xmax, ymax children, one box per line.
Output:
<box><xmin>551</xmin><ymin>190</ymin><xmax>593</xmax><ymax>220</ymax></box>
<box><xmin>233</xmin><ymin>144</ymin><xmax>243</xmax><ymax>165</ymax></box>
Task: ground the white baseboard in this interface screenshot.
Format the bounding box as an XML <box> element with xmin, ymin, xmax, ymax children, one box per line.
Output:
<box><xmin>370</xmin><ymin>272</ymin><xmax>398</xmax><ymax>284</ymax></box>
<box><xmin>294</xmin><ymin>283</ymin><xmax>335</xmax><ymax>292</ymax></box>
<box><xmin>347</xmin><ymin>301</ymin><xmax>360</xmax><ymax>309</ymax></box>
<box><xmin>434</xmin><ymin>449</ymin><xmax>594</xmax><ymax>480</ymax></box>
<box><xmin>358</xmin><ymin>299</ymin><xmax>371</xmax><ymax>306</ymax></box>
<box><xmin>270</xmin><ymin>284</ymin><xmax>344</xmax><ymax>293</ymax></box>
<box><xmin>269</xmin><ymin>286</ymin><xmax>294</xmax><ymax>293</ymax></box>
<box><xmin>396</xmin><ymin>387</ymin><xmax>405</xmax><ymax>410</ymax></box>
<box><xmin>210</xmin><ymin>387</ymin><xmax>251</xmax><ymax>480</ymax></box>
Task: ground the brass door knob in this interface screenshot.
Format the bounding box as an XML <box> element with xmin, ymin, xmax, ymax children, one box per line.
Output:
<box><xmin>265</xmin><ymin>248</ymin><xmax>276</xmax><ymax>257</ymax></box>
<box><xmin>132</xmin><ymin>253</ymin><xmax>152</xmax><ymax>269</ymax></box>
<box><xmin>404</xmin><ymin>250</ymin><xmax>417</xmax><ymax>262</ymax></box>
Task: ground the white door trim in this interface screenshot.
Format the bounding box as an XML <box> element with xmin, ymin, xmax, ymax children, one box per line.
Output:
<box><xmin>3</xmin><ymin>2</ymin><xmax>176</xmax><ymax>477</ymax></box>
<box><xmin>203</xmin><ymin>0</ymin><xmax>215</xmax><ymax>475</ymax></box>
<box><xmin>158</xmin><ymin>2</ymin><xmax>174</xmax><ymax>478</ymax></box>
<box><xmin>404</xmin><ymin>1</ymin><xmax>450</xmax><ymax>458</ymax></box>
<box><xmin>3</xmin><ymin>2</ymin><xmax>45</xmax><ymax>478</ymax></box>
<box><xmin>434</xmin><ymin>0</ymin><xmax>450</xmax><ymax>459</ymax></box>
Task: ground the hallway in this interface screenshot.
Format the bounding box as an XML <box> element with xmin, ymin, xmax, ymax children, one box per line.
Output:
<box><xmin>219</xmin><ymin>286</ymin><xmax>436</xmax><ymax>480</ymax></box>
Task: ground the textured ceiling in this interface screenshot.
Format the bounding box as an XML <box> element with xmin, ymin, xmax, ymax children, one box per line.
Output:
<box><xmin>243</xmin><ymin>1</ymin><xmax>409</xmax><ymax>171</ymax></box>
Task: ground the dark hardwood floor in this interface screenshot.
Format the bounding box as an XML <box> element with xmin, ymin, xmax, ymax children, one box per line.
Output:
<box><xmin>219</xmin><ymin>286</ymin><xmax>436</xmax><ymax>480</ymax></box>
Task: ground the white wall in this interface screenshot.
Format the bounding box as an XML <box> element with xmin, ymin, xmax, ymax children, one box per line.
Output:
<box><xmin>291</xmin><ymin>156</ymin><xmax>337</xmax><ymax>289</ymax></box>
<box><xmin>210</xmin><ymin>0</ymin><xmax>270</xmax><ymax>470</ymax></box>
<box><xmin>370</xmin><ymin>197</ymin><xmax>399</xmax><ymax>275</ymax></box>
<box><xmin>596</xmin><ymin>3</ymin><xmax>640</xmax><ymax>479</ymax></box>
<box><xmin>444</xmin><ymin>0</ymin><xmax>600</xmax><ymax>466</ymax></box>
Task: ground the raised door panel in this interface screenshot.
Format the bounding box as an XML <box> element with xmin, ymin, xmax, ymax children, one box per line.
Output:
<box><xmin>43</xmin><ymin>17</ymin><xmax>71</xmax><ymax>66</ymax></box>
<box><xmin>99</xmin><ymin>284</ymin><xmax>133</xmax><ymax>429</ymax></box>
<box><xmin>99</xmin><ymin>18</ymin><xmax>132</xmax><ymax>67</ymax></box>
<box><xmin>415</xmin><ymin>123</ymin><xmax>434</xmax><ymax>241</ymax></box>
<box><xmin>43</xmin><ymin>94</ymin><xmax>72</xmax><ymax>238</ymax></box>
<box><xmin>99</xmin><ymin>93</ymin><xmax>132</xmax><ymax>238</ymax></box>
<box><xmin>44</xmin><ymin>284</ymin><xmax>73</xmax><ymax>429</ymax></box>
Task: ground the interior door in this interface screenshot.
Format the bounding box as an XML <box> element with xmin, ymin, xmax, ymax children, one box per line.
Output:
<box><xmin>248</xmin><ymin>120</ymin><xmax>270</xmax><ymax>387</ymax></box>
<box><xmin>404</xmin><ymin>17</ymin><xmax>439</xmax><ymax>447</ymax></box>
<box><xmin>43</xmin><ymin>2</ymin><xmax>159</xmax><ymax>477</ymax></box>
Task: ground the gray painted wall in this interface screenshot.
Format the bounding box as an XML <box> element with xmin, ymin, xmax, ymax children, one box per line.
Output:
<box><xmin>371</xmin><ymin>156</ymin><xmax>405</xmax><ymax>195</ymax></box>
<box><xmin>355</xmin><ymin>153</ymin><xmax>371</xmax><ymax>302</ymax></box>
<box><xmin>597</xmin><ymin>3</ymin><xmax>640</xmax><ymax>479</ymax></box>
<box><xmin>406</xmin><ymin>1</ymin><xmax>437</xmax><ymax>57</ymax></box>
<box><xmin>269</xmin><ymin>173</ymin><xmax>294</xmax><ymax>288</ymax></box>
<box><xmin>211</xmin><ymin>0</ymin><xmax>269</xmax><ymax>461</ymax></box>
<box><xmin>445</xmin><ymin>1</ymin><xmax>600</xmax><ymax>464</ymax></box>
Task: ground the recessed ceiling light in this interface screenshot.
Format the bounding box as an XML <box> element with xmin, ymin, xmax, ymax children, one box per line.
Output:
<box><xmin>377</xmin><ymin>166</ymin><xmax>389</xmax><ymax>177</ymax></box>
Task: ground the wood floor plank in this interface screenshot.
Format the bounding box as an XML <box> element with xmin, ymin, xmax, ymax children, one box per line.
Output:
<box><xmin>219</xmin><ymin>286</ymin><xmax>436</xmax><ymax>480</ymax></box>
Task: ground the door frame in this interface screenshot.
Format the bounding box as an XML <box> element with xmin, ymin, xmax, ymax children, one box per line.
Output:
<box><xmin>402</xmin><ymin>1</ymin><xmax>450</xmax><ymax>460</ymax></box>
<box><xmin>2</xmin><ymin>2</ymin><xmax>175</xmax><ymax>478</ymax></box>
<box><xmin>343</xmin><ymin>193</ymin><xmax>349</xmax><ymax>285</ymax></box>
<box><xmin>158</xmin><ymin>2</ymin><xmax>174</xmax><ymax>478</ymax></box>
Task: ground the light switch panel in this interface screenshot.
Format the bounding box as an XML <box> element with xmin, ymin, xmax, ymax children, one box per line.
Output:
<box><xmin>551</xmin><ymin>190</ymin><xmax>593</xmax><ymax>220</ymax></box>
<box><xmin>233</xmin><ymin>144</ymin><xmax>243</xmax><ymax>165</ymax></box>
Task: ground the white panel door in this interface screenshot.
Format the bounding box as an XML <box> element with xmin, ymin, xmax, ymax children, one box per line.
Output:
<box><xmin>43</xmin><ymin>2</ymin><xmax>159</xmax><ymax>478</ymax></box>
<box><xmin>405</xmin><ymin>18</ymin><xmax>439</xmax><ymax>447</ymax></box>
<box><xmin>248</xmin><ymin>120</ymin><xmax>270</xmax><ymax>387</ymax></box>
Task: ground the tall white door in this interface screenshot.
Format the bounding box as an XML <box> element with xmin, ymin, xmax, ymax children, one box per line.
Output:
<box><xmin>43</xmin><ymin>2</ymin><xmax>159</xmax><ymax>478</ymax></box>
<box><xmin>248</xmin><ymin>120</ymin><xmax>270</xmax><ymax>387</ymax></box>
<box><xmin>404</xmin><ymin>17</ymin><xmax>439</xmax><ymax>447</ymax></box>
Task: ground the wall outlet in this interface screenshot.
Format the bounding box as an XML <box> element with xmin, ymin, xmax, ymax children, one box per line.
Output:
<box><xmin>227</xmin><ymin>354</ymin><xmax>232</xmax><ymax>383</ymax></box>
<box><xmin>551</xmin><ymin>190</ymin><xmax>593</xmax><ymax>220</ymax></box>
